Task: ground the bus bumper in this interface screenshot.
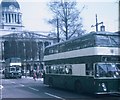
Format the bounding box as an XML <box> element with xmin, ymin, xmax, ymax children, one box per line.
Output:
<box><xmin>95</xmin><ymin>91</ymin><xmax>120</xmax><ymax>95</ymax></box>
<box><xmin>94</xmin><ymin>78</ymin><xmax>120</xmax><ymax>95</ymax></box>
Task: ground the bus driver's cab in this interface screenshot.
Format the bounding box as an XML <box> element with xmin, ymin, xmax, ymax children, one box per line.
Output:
<box><xmin>95</xmin><ymin>63</ymin><xmax>120</xmax><ymax>78</ymax></box>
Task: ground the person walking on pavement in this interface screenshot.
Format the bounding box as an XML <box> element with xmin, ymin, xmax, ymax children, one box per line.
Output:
<box><xmin>33</xmin><ymin>70</ymin><xmax>37</xmax><ymax>81</ymax></box>
<box><xmin>36</xmin><ymin>70</ymin><xmax>39</xmax><ymax>79</ymax></box>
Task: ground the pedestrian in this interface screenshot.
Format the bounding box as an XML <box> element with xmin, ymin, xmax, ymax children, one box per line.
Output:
<box><xmin>36</xmin><ymin>70</ymin><xmax>39</xmax><ymax>79</ymax></box>
<box><xmin>33</xmin><ymin>71</ymin><xmax>36</xmax><ymax>81</ymax></box>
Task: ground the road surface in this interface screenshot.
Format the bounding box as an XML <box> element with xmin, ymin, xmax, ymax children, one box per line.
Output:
<box><xmin>0</xmin><ymin>76</ymin><xmax>120</xmax><ymax>100</ymax></box>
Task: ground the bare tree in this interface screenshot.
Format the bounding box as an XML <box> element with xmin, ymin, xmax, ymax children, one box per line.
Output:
<box><xmin>118</xmin><ymin>1</ymin><xmax>120</xmax><ymax>31</ymax></box>
<box><xmin>48</xmin><ymin>0</ymin><xmax>85</xmax><ymax>42</ymax></box>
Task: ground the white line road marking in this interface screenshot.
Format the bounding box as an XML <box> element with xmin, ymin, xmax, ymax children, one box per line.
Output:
<box><xmin>19</xmin><ymin>84</ymin><xmax>25</xmax><ymax>87</ymax></box>
<box><xmin>28</xmin><ymin>87</ymin><xmax>39</xmax><ymax>92</ymax></box>
<box><xmin>45</xmin><ymin>92</ymin><xmax>65</xmax><ymax>100</ymax></box>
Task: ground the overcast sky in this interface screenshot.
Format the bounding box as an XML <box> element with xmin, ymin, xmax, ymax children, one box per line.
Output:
<box><xmin>1</xmin><ymin>0</ymin><xmax>119</xmax><ymax>33</ymax></box>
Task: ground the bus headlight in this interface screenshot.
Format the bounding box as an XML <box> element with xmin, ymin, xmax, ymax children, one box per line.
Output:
<box><xmin>101</xmin><ymin>83</ymin><xmax>107</xmax><ymax>91</ymax></box>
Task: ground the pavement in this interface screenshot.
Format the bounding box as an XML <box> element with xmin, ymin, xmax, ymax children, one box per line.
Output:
<box><xmin>0</xmin><ymin>74</ymin><xmax>43</xmax><ymax>81</ymax></box>
<box><xmin>22</xmin><ymin>76</ymin><xmax>43</xmax><ymax>81</ymax></box>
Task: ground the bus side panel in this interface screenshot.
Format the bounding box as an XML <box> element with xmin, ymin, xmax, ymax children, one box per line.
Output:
<box><xmin>44</xmin><ymin>74</ymin><xmax>95</xmax><ymax>93</ymax></box>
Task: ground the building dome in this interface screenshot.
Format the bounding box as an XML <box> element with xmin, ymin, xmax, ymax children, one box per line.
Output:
<box><xmin>1</xmin><ymin>0</ymin><xmax>20</xmax><ymax>9</ymax></box>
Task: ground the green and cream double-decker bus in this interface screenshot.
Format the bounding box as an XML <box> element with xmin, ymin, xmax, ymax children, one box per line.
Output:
<box><xmin>43</xmin><ymin>31</ymin><xmax>120</xmax><ymax>94</ymax></box>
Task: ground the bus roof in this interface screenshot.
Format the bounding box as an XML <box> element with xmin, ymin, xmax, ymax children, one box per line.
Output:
<box><xmin>45</xmin><ymin>31</ymin><xmax>119</xmax><ymax>49</ymax></box>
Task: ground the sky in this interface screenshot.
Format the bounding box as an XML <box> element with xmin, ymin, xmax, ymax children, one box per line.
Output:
<box><xmin>0</xmin><ymin>0</ymin><xmax>119</xmax><ymax>33</ymax></box>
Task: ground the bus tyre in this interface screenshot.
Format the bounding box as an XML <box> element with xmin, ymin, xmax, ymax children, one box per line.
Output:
<box><xmin>74</xmin><ymin>81</ymin><xmax>82</xmax><ymax>93</ymax></box>
<box><xmin>49</xmin><ymin>77</ymin><xmax>53</xmax><ymax>87</ymax></box>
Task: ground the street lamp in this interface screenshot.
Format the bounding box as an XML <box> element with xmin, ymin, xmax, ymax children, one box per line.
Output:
<box><xmin>91</xmin><ymin>14</ymin><xmax>104</xmax><ymax>32</ymax></box>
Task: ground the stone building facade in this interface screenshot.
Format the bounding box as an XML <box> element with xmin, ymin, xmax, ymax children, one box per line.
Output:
<box><xmin>0</xmin><ymin>0</ymin><xmax>56</xmax><ymax>73</ymax></box>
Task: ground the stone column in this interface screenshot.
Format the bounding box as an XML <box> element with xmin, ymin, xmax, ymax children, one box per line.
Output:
<box><xmin>10</xmin><ymin>13</ymin><xmax>12</xmax><ymax>23</ymax></box>
<box><xmin>7</xmin><ymin>13</ymin><xmax>9</xmax><ymax>23</ymax></box>
<box><xmin>19</xmin><ymin>14</ymin><xmax>21</xmax><ymax>24</ymax></box>
<box><xmin>16</xmin><ymin>13</ymin><xmax>17</xmax><ymax>23</ymax></box>
<box><xmin>12</xmin><ymin>14</ymin><xmax>13</xmax><ymax>23</ymax></box>
<box><xmin>14</xmin><ymin>14</ymin><xmax>16</xmax><ymax>23</ymax></box>
<box><xmin>5</xmin><ymin>13</ymin><xmax>7</xmax><ymax>23</ymax></box>
<box><xmin>8</xmin><ymin>13</ymin><xmax>10</xmax><ymax>23</ymax></box>
<box><xmin>18</xmin><ymin>13</ymin><xmax>19</xmax><ymax>23</ymax></box>
<box><xmin>12</xmin><ymin>14</ymin><xmax>15</xmax><ymax>23</ymax></box>
<box><xmin>4</xmin><ymin>13</ymin><xmax>6</xmax><ymax>23</ymax></box>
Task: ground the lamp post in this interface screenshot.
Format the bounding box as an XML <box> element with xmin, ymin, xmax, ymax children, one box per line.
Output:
<box><xmin>91</xmin><ymin>14</ymin><xmax>104</xmax><ymax>32</ymax></box>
